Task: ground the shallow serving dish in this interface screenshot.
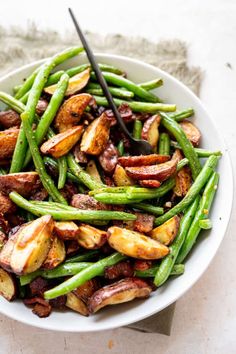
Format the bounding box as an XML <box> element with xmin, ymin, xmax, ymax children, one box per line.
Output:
<box><xmin>0</xmin><ymin>53</ymin><xmax>233</xmax><ymax>332</ymax></box>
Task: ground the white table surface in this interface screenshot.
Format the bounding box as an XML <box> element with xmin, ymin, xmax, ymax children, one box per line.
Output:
<box><xmin>1</xmin><ymin>0</ymin><xmax>236</xmax><ymax>353</ymax></box>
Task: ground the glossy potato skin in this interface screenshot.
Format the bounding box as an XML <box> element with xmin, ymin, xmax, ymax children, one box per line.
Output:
<box><xmin>88</xmin><ymin>278</ymin><xmax>152</xmax><ymax>313</ymax></box>
<box><xmin>118</xmin><ymin>154</ymin><xmax>169</xmax><ymax>167</ymax></box>
<box><xmin>0</xmin><ymin>172</ymin><xmax>41</xmax><ymax>197</ymax></box>
<box><xmin>80</xmin><ymin>112</ymin><xmax>111</xmax><ymax>155</ymax></box>
<box><xmin>77</xmin><ymin>224</ymin><xmax>107</xmax><ymax>249</ymax></box>
<box><xmin>0</xmin><ymin>233</ymin><xmax>19</xmax><ymax>272</ymax></box>
<box><xmin>180</xmin><ymin>120</ymin><xmax>201</xmax><ymax>146</ymax></box>
<box><xmin>125</xmin><ymin>159</ymin><xmax>177</xmax><ymax>181</ymax></box>
<box><xmin>0</xmin><ymin>127</ymin><xmax>19</xmax><ymax>159</ymax></box>
<box><xmin>0</xmin><ymin>267</ymin><xmax>16</xmax><ymax>301</ymax></box>
<box><xmin>174</xmin><ymin>166</ymin><xmax>192</xmax><ymax>197</ymax></box>
<box><xmin>0</xmin><ymin>110</ymin><xmax>21</xmax><ymax>128</ymax></box>
<box><xmin>113</xmin><ymin>164</ymin><xmax>135</xmax><ymax>186</ymax></box>
<box><xmin>141</xmin><ymin>114</ymin><xmax>161</xmax><ymax>150</ymax></box>
<box><xmin>55</xmin><ymin>93</ymin><xmax>92</xmax><ymax>132</ymax></box>
<box><xmin>40</xmin><ymin>126</ymin><xmax>83</xmax><ymax>158</ymax></box>
<box><xmin>150</xmin><ymin>215</ymin><xmax>180</xmax><ymax>245</ymax></box>
<box><xmin>98</xmin><ymin>141</ymin><xmax>118</xmax><ymax>174</ymax></box>
<box><xmin>108</xmin><ymin>226</ymin><xmax>169</xmax><ymax>260</ymax></box>
<box><xmin>54</xmin><ymin>221</ymin><xmax>80</xmax><ymax>240</ymax></box>
<box><xmin>10</xmin><ymin>215</ymin><xmax>54</xmax><ymax>275</ymax></box>
<box><xmin>42</xmin><ymin>236</ymin><xmax>66</xmax><ymax>269</ymax></box>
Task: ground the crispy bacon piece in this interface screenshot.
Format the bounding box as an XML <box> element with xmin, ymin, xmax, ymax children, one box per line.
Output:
<box><xmin>36</xmin><ymin>99</ymin><xmax>48</xmax><ymax>116</ymax></box>
<box><xmin>29</xmin><ymin>277</ymin><xmax>49</xmax><ymax>297</ymax></box>
<box><xmin>133</xmin><ymin>213</ymin><xmax>155</xmax><ymax>233</ymax></box>
<box><xmin>49</xmin><ymin>295</ymin><xmax>66</xmax><ymax>309</ymax></box>
<box><xmin>105</xmin><ymin>103</ymin><xmax>134</xmax><ymax>126</ymax></box>
<box><xmin>71</xmin><ymin>194</ymin><xmax>111</xmax><ymax>211</ymax></box>
<box><xmin>30</xmin><ymin>188</ymin><xmax>48</xmax><ymax>201</ymax></box>
<box><xmin>24</xmin><ymin>297</ymin><xmax>52</xmax><ymax>318</ymax></box>
<box><xmin>118</xmin><ymin>154</ymin><xmax>169</xmax><ymax>167</ymax></box>
<box><xmin>133</xmin><ymin>260</ymin><xmax>152</xmax><ymax>271</ymax></box>
<box><xmin>73</xmin><ymin>145</ymin><xmax>88</xmax><ymax>164</ymax></box>
<box><xmin>125</xmin><ymin>159</ymin><xmax>177</xmax><ymax>181</ymax></box>
<box><xmin>138</xmin><ymin>180</ymin><xmax>161</xmax><ymax>188</ymax></box>
<box><xmin>104</xmin><ymin>261</ymin><xmax>134</xmax><ymax>280</ymax></box>
<box><xmin>98</xmin><ymin>141</ymin><xmax>118</xmax><ymax>174</ymax></box>
<box><xmin>0</xmin><ymin>192</ymin><xmax>16</xmax><ymax>214</ymax></box>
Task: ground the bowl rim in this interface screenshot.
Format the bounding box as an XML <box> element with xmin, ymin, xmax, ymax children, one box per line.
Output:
<box><xmin>0</xmin><ymin>53</ymin><xmax>234</xmax><ymax>332</ymax></box>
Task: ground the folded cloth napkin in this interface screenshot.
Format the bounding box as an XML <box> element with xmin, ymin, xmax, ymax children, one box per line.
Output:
<box><xmin>0</xmin><ymin>25</ymin><xmax>202</xmax><ymax>335</ymax></box>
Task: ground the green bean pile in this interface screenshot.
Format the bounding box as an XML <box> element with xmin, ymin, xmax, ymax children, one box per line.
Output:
<box><xmin>0</xmin><ymin>46</ymin><xmax>221</xmax><ymax>318</ymax></box>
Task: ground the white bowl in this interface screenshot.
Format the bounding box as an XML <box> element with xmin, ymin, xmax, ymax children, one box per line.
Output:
<box><xmin>0</xmin><ymin>54</ymin><xmax>233</xmax><ymax>332</ymax></box>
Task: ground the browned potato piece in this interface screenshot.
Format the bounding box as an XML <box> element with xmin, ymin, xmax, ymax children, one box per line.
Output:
<box><xmin>77</xmin><ymin>224</ymin><xmax>107</xmax><ymax>249</ymax></box>
<box><xmin>150</xmin><ymin>215</ymin><xmax>180</xmax><ymax>245</ymax></box>
<box><xmin>71</xmin><ymin>194</ymin><xmax>111</xmax><ymax>211</ymax></box>
<box><xmin>88</xmin><ymin>278</ymin><xmax>152</xmax><ymax>313</ymax></box>
<box><xmin>141</xmin><ymin>114</ymin><xmax>161</xmax><ymax>150</ymax></box>
<box><xmin>98</xmin><ymin>141</ymin><xmax>118</xmax><ymax>174</ymax></box>
<box><xmin>0</xmin><ymin>267</ymin><xmax>16</xmax><ymax>301</ymax></box>
<box><xmin>174</xmin><ymin>166</ymin><xmax>192</xmax><ymax>197</ymax></box>
<box><xmin>113</xmin><ymin>164</ymin><xmax>135</xmax><ymax>186</ymax></box>
<box><xmin>0</xmin><ymin>233</ymin><xmax>18</xmax><ymax>272</ymax></box>
<box><xmin>10</xmin><ymin>215</ymin><xmax>53</xmax><ymax>275</ymax></box>
<box><xmin>0</xmin><ymin>110</ymin><xmax>20</xmax><ymax>128</ymax></box>
<box><xmin>45</xmin><ymin>69</ymin><xmax>90</xmax><ymax>96</ymax></box>
<box><xmin>0</xmin><ymin>192</ymin><xmax>16</xmax><ymax>214</ymax></box>
<box><xmin>0</xmin><ymin>127</ymin><xmax>19</xmax><ymax>159</ymax></box>
<box><xmin>0</xmin><ymin>172</ymin><xmax>41</xmax><ymax>197</ymax></box>
<box><xmin>139</xmin><ymin>180</ymin><xmax>161</xmax><ymax>188</ymax></box>
<box><xmin>108</xmin><ymin>226</ymin><xmax>169</xmax><ymax>260</ymax></box>
<box><xmin>125</xmin><ymin>159</ymin><xmax>177</xmax><ymax>182</ymax></box>
<box><xmin>66</xmin><ymin>292</ymin><xmax>89</xmax><ymax>316</ymax></box>
<box><xmin>118</xmin><ymin>154</ymin><xmax>169</xmax><ymax>167</ymax></box>
<box><xmin>73</xmin><ymin>279</ymin><xmax>100</xmax><ymax>304</ymax></box>
<box><xmin>85</xmin><ymin>160</ymin><xmax>103</xmax><ymax>184</ymax></box>
<box><xmin>54</xmin><ymin>221</ymin><xmax>80</xmax><ymax>240</ymax></box>
<box><xmin>40</xmin><ymin>126</ymin><xmax>83</xmax><ymax>158</ymax></box>
<box><xmin>36</xmin><ymin>99</ymin><xmax>48</xmax><ymax>116</ymax></box>
<box><xmin>42</xmin><ymin>236</ymin><xmax>65</xmax><ymax>269</ymax></box>
<box><xmin>134</xmin><ymin>213</ymin><xmax>154</xmax><ymax>234</ymax></box>
<box><xmin>80</xmin><ymin>112</ymin><xmax>111</xmax><ymax>155</ymax></box>
<box><xmin>180</xmin><ymin>120</ymin><xmax>201</xmax><ymax>146</ymax></box>
<box><xmin>55</xmin><ymin>93</ymin><xmax>92</xmax><ymax>132</ymax></box>
<box><xmin>172</xmin><ymin>148</ymin><xmax>183</xmax><ymax>163</ymax></box>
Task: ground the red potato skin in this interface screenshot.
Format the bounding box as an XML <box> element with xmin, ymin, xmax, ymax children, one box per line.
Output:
<box><xmin>104</xmin><ymin>261</ymin><xmax>134</xmax><ymax>280</ymax></box>
<box><xmin>125</xmin><ymin>159</ymin><xmax>177</xmax><ymax>181</ymax></box>
<box><xmin>0</xmin><ymin>192</ymin><xmax>16</xmax><ymax>214</ymax></box>
<box><xmin>88</xmin><ymin>278</ymin><xmax>152</xmax><ymax>313</ymax></box>
<box><xmin>118</xmin><ymin>154</ymin><xmax>169</xmax><ymax>167</ymax></box>
<box><xmin>0</xmin><ymin>110</ymin><xmax>21</xmax><ymax>128</ymax></box>
<box><xmin>36</xmin><ymin>99</ymin><xmax>48</xmax><ymax>116</ymax></box>
<box><xmin>138</xmin><ymin>180</ymin><xmax>161</xmax><ymax>188</ymax></box>
<box><xmin>180</xmin><ymin>120</ymin><xmax>201</xmax><ymax>147</ymax></box>
<box><xmin>0</xmin><ymin>172</ymin><xmax>41</xmax><ymax>197</ymax></box>
<box><xmin>98</xmin><ymin>141</ymin><xmax>118</xmax><ymax>174</ymax></box>
<box><xmin>141</xmin><ymin>114</ymin><xmax>161</xmax><ymax>149</ymax></box>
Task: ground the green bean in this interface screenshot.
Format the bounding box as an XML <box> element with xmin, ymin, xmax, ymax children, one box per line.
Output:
<box><xmin>0</xmin><ymin>92</ymin><xmax>25</xmax><ymax>113</ymax></box>
<box><xmin>20</xmin><ymin>262</ymin><xmax>93</xmax><ymax>286</ymax></box>
<box><xmin>94</xmin><ymin>192</ymin><xmax>142</xmax><ymax>204</ymax></box>
<box><xmin>44</xmin><ymin>253</ymin><xmax>127</xmax><ymax>299</ymax></box>
<box><xmin>139</xmin><ymin>78</ymin><xmax>163</xmax><ymax>90</ymax></box>
<box><xmin>91</xmin><ymin>72</ymin><xmax>161</xmax><ymax>103</ymax></box>
<box><xmin>13</xmin><ymin>85</ymin><xmax>22</xmax><ymax>95</ymax></box>
<box><xmin>135</xmin><ymin>264</ymin><xmax>185</xmax><ymax>278</ymax></box>
<box><xmin>9</xmin><ymin>191</ymin><xmax>137</xmax><ymax>221</ymax></box>
<box><xmin>15</xmin><ymin>47</ymin><xmax>84</xmax><ymax>100</ymax></box>
<box><xmin>23</xmin><ymin>73</ymin><xmax>69</xmax><ymax>167</ymax></box>
<box><xmin>154</xmin><ymin>156</ymin><xmax>219</xmax><ymax>226</ymax></box>
<box><xmin>177</xmin><ymin>158</ymin><xmax>189</xmax><ymax>171</ymax></box>
<box><xmin>199</xmin><ymin>218</ymin><xmax>212</xmax><ymax>229</ymax></box>
<box><xmin>170</xmin><ymin>108</ymin><xmax>194</xmax><ymax>122</ymax></box>
<box><xmin>158</xmin><ymin>132</ymin><xmax>170</xmax><ymax>155</ymax></box>
<box><xmin>130</xmin><ymin>203</ymin><xmax>164</xmax><ymax>216</ymax></box>
<box><xmin>44</xmin><ymin>156</ymin><xmax>79</xmax><ymax>183</ymax></box>
<box><xmin>170</xmin><ymin>141</ymin><xmax>222</xmax><ymax>158</ymax></box>
<box><xmin>67</xmin><ymin>154</ymin><xmax>104</xmax><ymax>190</ymax></box>
<box><xmin>0</xmin><ymin>168</ymin><xmax>7</xmax><ymax>175</ymax></box>
<box><xmin>65</xmin><ymin>250</ymin><xmax>100</xmax><ymax>263</ymax></box>
<box><xmin>133</xmin><ymin>120</ymin><xmax>142</xmax><ymax>139</ymax></box>
<box><xmin>177</xmin><ymin>172</ymin><xmax>219</xmax><ymax>263</ymax></box>
<box><xmin>20</xmin><ymin>114</ymin><xmax>67</xmax><ymax>204</ymax></box>
<box><xmin>57</xmin><ymin>156</ymin><xmax>68</xmax><ymax>189</ymax></box>
<box><xmin>93</xmin><ymin>95</ymin><xmax>176</xmax><ymax>113</ymax></box>
<box><xmin>160</xmin><ymin>113</ymin><xmax>201</xmax><ymax>179</ymax></box>
<box><xmin>86</xmin><ymin>84</ymin><xmax>134</xmax><ymax>99</ymax></box>
<box><xmin>154</xmin><ymin>197</ymin><xmax>200</xmax><ymax>287</ymax></box>
<box><xmin>126</xmin><ymin>178</ymin><xmax>175</xmax><ymax>201</ymax></box>
<box><xmin>117</xmin><ymin>141</ymin><xmax>124</xmax><ymax>156</ymax></box>
<box><xmin>90</xmin><ymin>186</ymin><xmax>133</xmax><ymax>195</ymax></box>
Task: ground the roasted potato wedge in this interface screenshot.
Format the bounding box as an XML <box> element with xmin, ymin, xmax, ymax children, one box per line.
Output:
<box><xmin>55</xmin><ymin>93</ymin><xmax>92</xmax><ymax>132</ymax></box>
<box><xmin>0</xmin><ymin>110</ymin><xmax>20</xmax><ymax>128</ymax></box>
<box><xmin>0</xmin><ymin>127</ymin><xmax>19</xmax><ymax>159</ymax></box>
<box><xmin>108</xmin><ymin>226</ymin><xmax>169</xmax><ymax>259</ymax></box>
<box><xmin>66</xmin><ymin>292</ymin><xmax>89</xmax><ymax>316</ymax></box>
<box><xmin>40</xmin><ymin>126</ymin><xmax>83</xmax><ymax>158</ymax></box>
<box><xmin>139</xmin><ymin>180</ymin><xmax>161</xmax><ymax>188</ymax></box>
<box><xmin>118</xmin><ymin>154</ymin><xmax>169</xmax><ymax>167</ymax></box>
<box><xmin>172</xmin><ymin>148</ymin><xmax>183</xmax><ymax>163</ymax></box>
<box><xmin>180</xmin><ymin>120</ymin><xmax>201</xmax><ymax>146</ymax></box>
<box><xmin>88</xmin><ymin>278</ymin><xmax>152</xmax><ymax>313</ymax></box>
<box><xmin>0</xmin><ymin>192</ymin><xmax>16</xmax><ymax>214</ymax></box>
<box><xmin>174</xmin><ymin>166</ymin><xmax>192</xmax><ymax>197</ymax></box>
<box><xmin>150</xmin><ymin>215</ymin><xmax>180</xmax><ymax>245</ymax></box>
<box><xmin>71</xmin><ymin>194</ymin><xmax>111</xmax><ymax>211</ymax></box>
<box><xmin>42</xmin><ymin>236</ymin><xmax>65</xmax><ymax>270</ymax></box>
<box><xmin>85</xmin><ymin>160</ymin><xmax>103</xmax><ymax>184</ymax></box>
<box><xmin>77</xmin><ymin>224</ymin><xmax>107</xmax><ymax>249</ymax></box>
<box><xmin>80</xmin><ymin>112</ymin><xmax>111</xmax><ymax>155</ymax></box>
<box><xmin>10</xmin><ymin>215</ymin><xmax>53</xmax><ymax>275</ymax></box>
<box><xmin>0</xmin><ymin>172</ymin><xmax>41</xmax><ymax>197</ymax></box>
<box><xmin>73</xmin><ymin>279</ymin><xmax>100</xmax><ymax>304</ymax></box>
<box><xmin>141</xmin><ymin>114</ymin><xmax>161</xmax><ymax>150</ymax></box>
<box><xmin>0</xmin><ymin>233</ymin><xmax>18</xmax><ymax>272</ymax></box>
<box><xmin>125</xmin><ymin>159</ymin><xmax>177</xmax><ymax>181</ymax></box>
<box><xmin>98</xmin><ymin>141</ymin><xmax>118</xmax><ymax>174</ymax></box>
<box><xmin>45</xmin><ymin>69</ymin><xmax>90</xmax><ymax>96</ymax></box>
<box><xmin>113</xmin><ymin>164</ymin><xmax>135</xmax><ymax>186</ymax></box>
<box><xmin>54</xmin><ymin>221</ymin><xmax>80</xmax><ymax>240</ymax></box>
<box><xmin>0</xmin><ymin>267</ymin><xmax>16</xmax><ymax>301</ymax></box>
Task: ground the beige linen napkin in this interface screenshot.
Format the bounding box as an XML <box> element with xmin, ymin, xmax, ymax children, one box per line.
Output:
<box><xmin>0</xmin><ymin>25</ymin><xmax>202</xmax><ymax>335</ymax></box>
